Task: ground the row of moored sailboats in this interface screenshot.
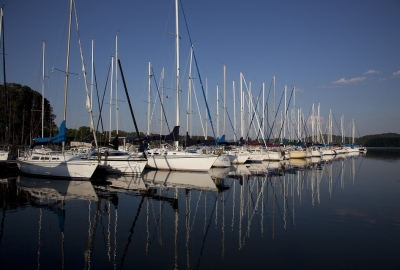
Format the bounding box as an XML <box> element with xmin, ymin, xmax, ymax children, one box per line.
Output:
<box><xmin>15</xmin><ymin>141</ymin><xmax>367</xmax><ymax>180</ymax></box>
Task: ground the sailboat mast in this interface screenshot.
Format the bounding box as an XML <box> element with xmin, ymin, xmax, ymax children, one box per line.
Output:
<box><xmin>73</xmin><ymin>0</ymin><xmax>98</xmax><ymax>149</ymax></box>
<box><xmin>90</xmin><ymin>39</ymin><xmax>94</xmax><ymax>129</ymax></box>
<box><xmin>317</xmin><ymin>103</ymin><xmax>321</xmax><ymax>143</ymax></box>
<box><xmin>223</xmin><ymin>65</ymin><xmax>226</xmax><ymax>136</ymax></box>
<box><xmin>186</xmin><ymin>46</ymin><xmax>193</xmax><ymax>138</ymax></box>
<box><xmin>216</xmin><ymin>85</ymin><xmax>219</xmax><ymax>139</ymax></box>
<box><xmin>248</xmin><ymin>81</ymin><xmax>251</xmax><ymax>139</ymax></box>
<box><xmin>160</xmin><ymin>67</ymin><xmax>164</xmax><ymax>138</ymax></box>
<box><xmin>240</xmin><ymin>72</ymin><xmax>244</xmax><ymax>139</ymax></box>
<box><xmin>109</xmin><ymin>56</ymin><xmax>114</xmax><ymax>142</ymax></box>
<box><xmin>41</xmin><ymin>41</ymin><xmax>45</xmax><ymax>138</ymax></box>
<box><xmin>341</xmin><ymin>115</ymin><xmax>344</xmax><ymax>143</ymax></box>
<box><xmin>205</xmin><ymin>78</ymin><xmax>208</xmax><ymax>140</ymax></box>
<box><xmin>115</xmin><ymin>34</ymin><xmax>119</xmax><ymax>135</ymax></box>
<box><xmin>174</xmin><ymin>0</ymin><xmax>180</xmax><ymax>149</ymax></box>
<box><xmin>273</xmin><ymin>75</ymin><xmax>276</xmax><ymax>140</ymax></box>
<box><xmin>147</xmin><ymin>62</ymin><xmax>151</xmax><ymax>135</ymax></box>
<box><xmin>293</xmin><ymin>86</ymin><xmax>296</xmax><ymax>141</ymax></box>
<box><xmin>262</xmin><ymin>82</ymin><xmax>264</xmax><ymax>141</ymax></box>
<box><xmin>1</xmin><ymin>7</ymin><xmax>8</xmax><ymax>145</ymax></box>
<box><xmin>284</xmin><ymin>85</ymin><xmax>286</xmax><ymax>140</ymax></box>
<box><xmin>298</xmin><ymin>108</ymin><xmax>301</xmax><ymax>141</ymax></box>
<box><xmin>311</xmin><ymin>103</ymin><xmax>315</xmax><ymax>142</ymax></box>
<box><xmin>62</xmin><ymin>0</ymin><xmax>73</xmax><ymax>152</ymax></box>
<box><xmin>233</xmin><ymin>81</ymin><xmax>236</xmax><ymax>142</ymax></box>
<box><xmin>329</xmin><ymin>109</ymin><xmax>332</xmax><ymax>143</ymax></box>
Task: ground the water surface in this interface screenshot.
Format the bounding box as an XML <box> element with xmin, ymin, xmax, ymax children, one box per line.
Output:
<box><xmin>0</xmin><ymin>150</ymin><xmax>399</xmax><ymax>269</ymax></box>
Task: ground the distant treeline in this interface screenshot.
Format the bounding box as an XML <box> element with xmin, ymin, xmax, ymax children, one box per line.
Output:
<box><xmin>356</xmin><ymin>133</ymin><xmax>400</xmax><ymax>147</ymax></box>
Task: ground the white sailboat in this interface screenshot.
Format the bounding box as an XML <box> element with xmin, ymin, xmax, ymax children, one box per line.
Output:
<box><xmin>212</xmin><ymin>152</ymin><xmax>231</xmax><ymax>167</ymax></box>
<box><xmin>225</xmin><ymin>147</ymin><xmax>250</xmax><ymax>164</ymax></box>
<box><xmin>289</xmin><ymin>146</ymin><xmax>307</xmax><ymax>159</ymax></box>
<box><xmin>263</xmin><ymin>148</ymin><xmax>285</xmax><ymax>161</ymax></box>
<box><xmin>146</xmin><ymin>0</ymin><xmax>218</xmax><ymax>172</ymax></box>
<box><xmin>146</xmin><ymin>144</ymin><xmax>218</xmax><ymax>171</ymax></box>
<box><xmin>17</xmin><ymin>0</ymin><xmax>98</xmax><ymax>179</ymax></box>
<box><xmin>83</xmin><ymin>36</ymin><xmax>147</xmax><ymax>175</ymax></box>
<box><xmin>0</xmin><ymin>148</ymin><xmax>8</xmax><ymax>161</ymax></box>
<box><xmin>85</xmin><ymin>147</ymin><xmax>147</xmax><ymax>175</ymax></box>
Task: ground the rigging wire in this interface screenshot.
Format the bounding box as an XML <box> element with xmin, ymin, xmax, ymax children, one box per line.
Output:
<box><xmin>266</xmin><ymin>90</ymin><xmax>284</xmax><ymax>142</ymax></box>
<box><xmin>179</xmin><ymin>0</ymin><xmax>217</xmax><ymax>146</ymax></box>
<box><xmin>276</xmin><ymin>87</ymin><xmax>294</xmax><ymax>142</ymax></box>
<box><xmin>96</xmin><ymin>61</ymin><xmax>111</xmax><ymax>137</ymax></box>
<box><xmin>151</xmin><ymin>66</ymin><xmax>171</xmax><ymax>135</ymax></box>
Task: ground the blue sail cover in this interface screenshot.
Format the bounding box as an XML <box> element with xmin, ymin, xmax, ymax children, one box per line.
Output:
<box><xmin>29</xmin><ymin>121</ymin><xmax>67</xmax><ymax>148</ymax></box>
<box><xmin>217</xmin><ymin>135</ymin><xmax>225</xmax><ymax>143</ymax></box>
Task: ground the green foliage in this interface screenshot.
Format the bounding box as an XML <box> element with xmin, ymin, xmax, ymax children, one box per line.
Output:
<box><xmin>0</xmin><ymin>83</ymin><xmax>56</xmax><ymax>145</ymax></box>
<box><xmin>357</xmin><ymin>133</ymin><xmax>400</xmax><ymax>147</ymax></box>
<box><xmin>356</xmin><ymin>133</ymin><xmax>400</xmax><ymax>146</ymax></box>
<box><xmin>360</xmin><ymin>134</ymin><xmax>400</xmax><ymax>147</ymax></box>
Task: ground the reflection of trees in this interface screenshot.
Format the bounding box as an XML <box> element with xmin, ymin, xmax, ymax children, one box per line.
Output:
<box><xmin>364</xmin><ymin>137</ymin><xmax>400</xmax><ymax>147</ymax></box>
<box><xmin>363</xmin><ymin>148</ymin><xmax>400</xmax><ymax>161</ymax></box>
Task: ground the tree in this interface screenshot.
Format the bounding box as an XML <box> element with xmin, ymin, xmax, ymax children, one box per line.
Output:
<box><xmin>0</xmin><ymin>83</ymin><xmax>56</xmax><ymax>145</ymax></box>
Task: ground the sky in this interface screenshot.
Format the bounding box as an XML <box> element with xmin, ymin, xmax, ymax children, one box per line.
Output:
<box><xmin>1</xmin><ymin>0</ymin><xmax>400</xmax><ymax>141</ymax></box>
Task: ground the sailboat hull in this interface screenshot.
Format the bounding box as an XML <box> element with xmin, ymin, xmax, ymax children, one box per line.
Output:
<box><xmin>289</xmin><ymin>150</ymin><xmax>307</xmax><ymax>159</ymax></box>
<box><xmin>146</xmin><ymin>154</ymin><xmax>218</xmax><ymax>172</ymax></box>
<box><xmin>0</xmin><ymin>150</ymin><xmax>10</xmax><ymax>161</ymax></box>
<box><xmin>98</xmin><ymin>158</ymin><xmax>147</xmax><ymax>175</ymax></box>
<box><xmin>263</xmin><ymin>150</ymin><xmax>284</xmax><ymax>161</ymax></box>
<box><xmin>226</xmin><ymin>150</ymin><xmax>250</xmax><ymax>164</ymax></box>
<box><xmin>17</xmin><ymin>156</ymin><xmax>98</xmax><ymax>179</ymax></box>
<box><xmin>212</xmin><ymin>154</ymin><xmax>231</xmax><ymax>167</ymax></box>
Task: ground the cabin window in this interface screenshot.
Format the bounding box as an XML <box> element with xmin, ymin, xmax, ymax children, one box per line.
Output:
<box><xmin>32</xmin><ymin>156</ymin><xmax>40</xmax><ymax>160</ymax></box>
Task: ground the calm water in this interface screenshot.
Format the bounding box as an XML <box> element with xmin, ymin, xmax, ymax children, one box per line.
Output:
<box><xmin>0</xmin><ymin>149</ymin><xmax>399</xmax><ymax>270</ymax></box>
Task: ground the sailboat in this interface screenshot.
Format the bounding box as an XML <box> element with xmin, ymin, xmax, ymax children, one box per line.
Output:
<box><xmin>83</xmin><ymin>37</ymin><xmax>147</xmax><ymax>175</ymax></box>
<box><xmin>0</xmin><ymin>148</ymin><xmax>8</xmax><ymax>161</ymax></box>
<box><xmin>16</xmin><ymin>0</ymin><xmax>98</xmax><ymax>179</ymax></box>
<box><xmin>145</xmin><ymin>0</ymin><xmax>218</xmax><ymax>172</ymax></box>
<box><xmin>85</xmin><ymin>137</ymin><xmax>147</xmax><ymax>175</ymax></box>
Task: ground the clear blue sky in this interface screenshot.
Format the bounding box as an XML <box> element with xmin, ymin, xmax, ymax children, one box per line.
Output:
<box><xmin>2</xmin><ymin>0</ymin><xmax>400</xmax><ymax>140</ymax></box>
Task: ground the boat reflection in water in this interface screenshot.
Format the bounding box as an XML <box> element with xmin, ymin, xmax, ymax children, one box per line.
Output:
<box><xmin>15</xmin><ymin>175</ymin><xmax>98</xmax><ymax>270</ymax></box>
<box><xmin>17</xmin><ymin>175</ymin><xmax>98</xmax><ymax>201</ymax></box>
<box><xmin>143</xmin><ymin>169</ymin><xmax>219</xmax><ymax>192</ymax></box>
<box><xmin>105</xmin><ymin>174</ymin><xmax>148</xmax><ymax>192</ymax></box>
<box><xmin>2</xmin><ymin>151</ymin><xmax>398</xmax><ymax>269</ymax></box>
